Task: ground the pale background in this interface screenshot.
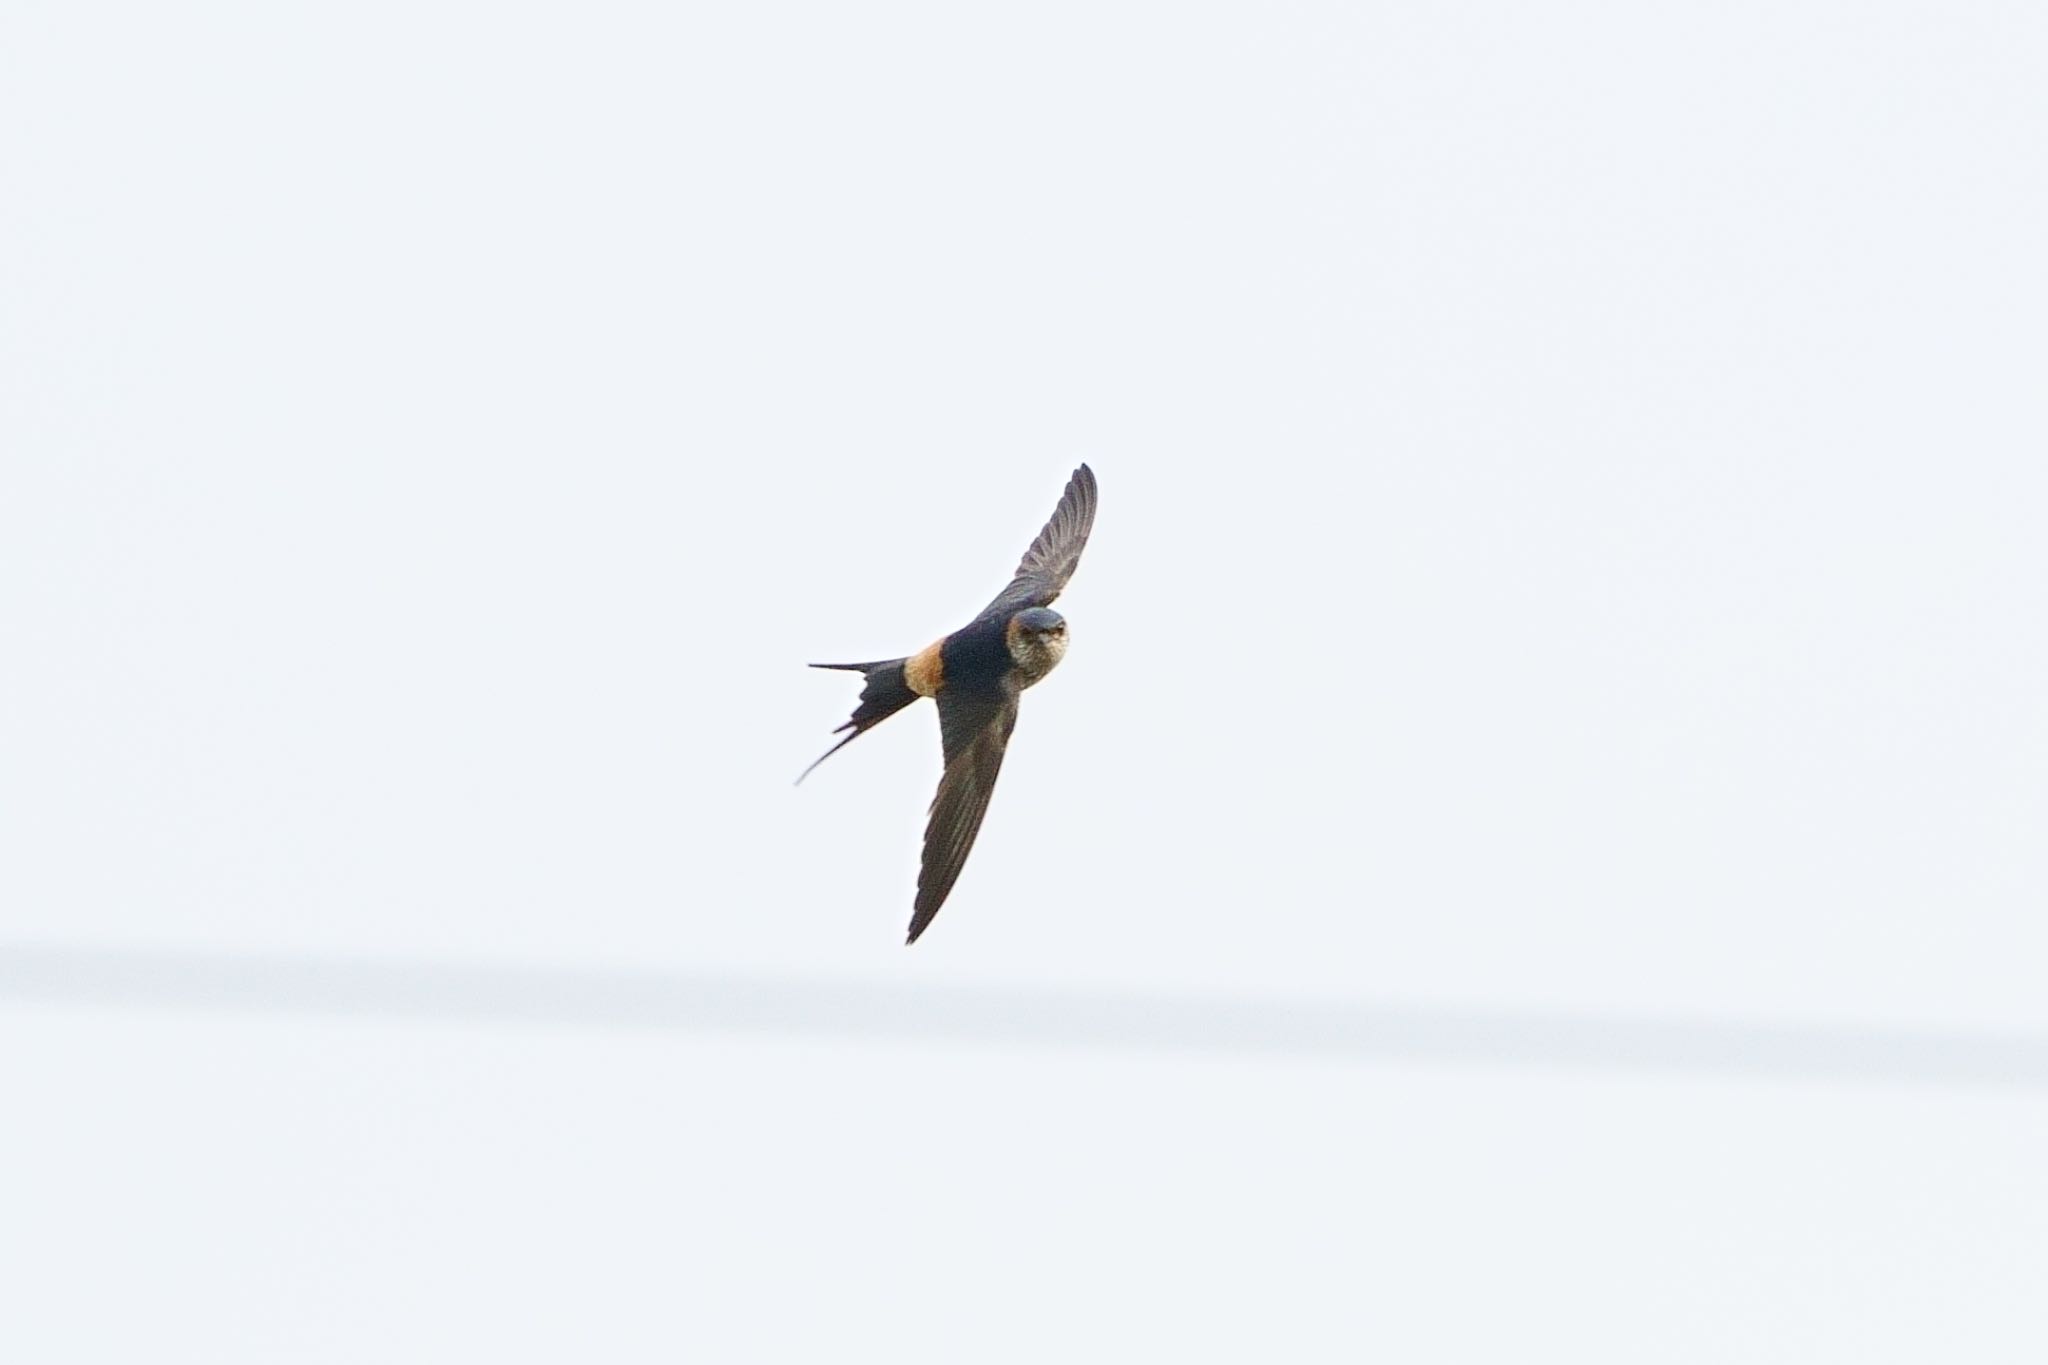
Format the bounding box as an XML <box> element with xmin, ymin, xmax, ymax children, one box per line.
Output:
<box><xmin>4</xmin><ymin>1</ymin><xmax>2045</xmax><ymax>1359</ymax></box>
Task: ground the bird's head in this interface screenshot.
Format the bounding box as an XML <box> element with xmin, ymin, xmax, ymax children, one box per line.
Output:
<box><xmin>1005</xmin><ymin>607</ymin><xmax>1069</xmax><ymax>682</ymax></box>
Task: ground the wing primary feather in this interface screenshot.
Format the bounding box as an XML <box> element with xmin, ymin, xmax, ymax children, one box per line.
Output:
<box><xmin>978</xmin><ymin>463</ymin><xmax>1098</xmax><ymax>619</ymax></box>
<box><xmin>907</xmin><ymin>694</ymin><xmax>1019</xmax><ymax>943</ymax></box>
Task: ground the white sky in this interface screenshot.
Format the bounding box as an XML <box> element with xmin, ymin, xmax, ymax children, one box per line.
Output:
<box><xmin>4</xmin><ymin>1</ymin><xmax>2045</xmax><ymax>1359</ymax></box>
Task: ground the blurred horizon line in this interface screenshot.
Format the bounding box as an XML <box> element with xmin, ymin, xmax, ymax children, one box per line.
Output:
<box><xmin>4</xmin><ymin>943</ymin><xmax>2044</xmax><ymax>1089</ymax></box>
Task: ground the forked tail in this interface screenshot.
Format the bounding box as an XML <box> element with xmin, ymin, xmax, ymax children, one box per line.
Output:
<box><xmin>797</xmin><ymin>658</ymin><xmax>918</xmax><ymax>783</ymax></box>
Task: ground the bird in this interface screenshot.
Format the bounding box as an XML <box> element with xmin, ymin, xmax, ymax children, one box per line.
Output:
<box><xmin>800</xmin><ymin>464</ymin><xmax>1098</xmax><ymax>944</ymax></box>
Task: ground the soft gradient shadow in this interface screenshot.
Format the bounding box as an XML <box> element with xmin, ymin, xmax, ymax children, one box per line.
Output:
<box><xmin>4</xmin><ymin>944</ymin><xmax>2044</xmax><ymax>1089</ymax></box>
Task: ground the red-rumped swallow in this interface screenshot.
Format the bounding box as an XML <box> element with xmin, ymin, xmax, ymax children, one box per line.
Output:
<box><xmin>801</xmin><ymin>464</ymin><xmax>1098</xmax><ymax>943</ymax></box>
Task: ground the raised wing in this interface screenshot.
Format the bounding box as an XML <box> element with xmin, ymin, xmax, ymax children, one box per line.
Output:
<box><xmin>907</xmin><ymin>688</ymin><xmax>1021</xmax><ymax>943</ymax></box>
<box><xmin>979</xmin><ymin>463</ymin><xmax>1097</xmax><ymax>619</ymax></box>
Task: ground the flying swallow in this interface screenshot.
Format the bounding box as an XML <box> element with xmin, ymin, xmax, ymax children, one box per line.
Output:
<box><xmin>801</xmin><ymin>464</ymin><xmax>1098</xmax><ymax>944</ymax></box>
